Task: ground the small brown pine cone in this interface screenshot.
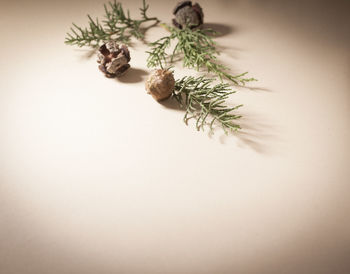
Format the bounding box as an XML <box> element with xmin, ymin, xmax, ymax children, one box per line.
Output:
<box><xmin>145</xmin><ymin>69</ymin><xmax>175</xmax><ymax>101</ymax></box>
<box><xmin>172</xmin><ymin>1</ymin><xmax>204</xmax><ymax>29</ymax></box>
<box><xmin>97</xmin><ymin>41</ymin><xmax>131</xmax><ymax>78</ymax></box>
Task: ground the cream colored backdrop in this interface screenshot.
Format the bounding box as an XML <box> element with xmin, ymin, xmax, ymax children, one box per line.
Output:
<box><xmin>0</xmin><ymin>0</ymin><xmax>349</xmax><ymax>273</ymax></box>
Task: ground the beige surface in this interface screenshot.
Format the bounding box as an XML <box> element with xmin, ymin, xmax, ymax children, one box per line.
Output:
<box><xmin>1</xmin><ymin>0</ymin><xmax>350</xmax><ymax>273</ymax></box>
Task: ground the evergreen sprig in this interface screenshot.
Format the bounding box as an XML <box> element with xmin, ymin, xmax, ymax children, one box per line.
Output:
<box><xmin>65</xmin><ymin>0</ymin><xmax>159</xmax><ymax>48</ymax></box>
<box><xmin>147</xmin><ymin>25</ymin><xmax>256</xmax><ymax>85</ymax></box>
<box><xmin>173</xmin><ymin>76</ymin><xmax>242</xmax><ymax>133</ymax></box>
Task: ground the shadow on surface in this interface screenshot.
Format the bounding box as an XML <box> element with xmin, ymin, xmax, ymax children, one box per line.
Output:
<box><xmin>214</xmin><ymin>110</ymin><xmax>281</xmax><ymax>154</ymax></box>
<box><xmin>117</xmin><ymin>67</ymin><xmax>148</xmax><ymax>84</ymax></box>
<box><xmin>239</xmin><ymin>85</ymin><xmax>272</xmax><ymax>92</ymax></box>
<box><xmin>159</xmin><ymin>96</ymin><xmax>183</xmax><ymax>111</ymax></box>
<box><xmin>160</xmin><ymin>97</ymin><xmax>279</xmax><ymax>155</ymax></box>
<box><xmin>202</xmin><ymin>23</ymin><xmax>234</xmax><ymax>37</ymax></box>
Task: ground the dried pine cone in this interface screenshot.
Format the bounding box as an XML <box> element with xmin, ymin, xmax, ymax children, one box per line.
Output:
<box><xmin>97</xmin><ymin>41</ymin><xmax>130</xmax><ymax>78</ymax></box>
<box><xmin>172</xmin><ymin>1</ymin><xmax>204</xmax><ymax>29</ymax></box>
<box><xmin>145</xmin><ymin>69</ymin><xmax>175</xmax><ymax>101</ymax></box>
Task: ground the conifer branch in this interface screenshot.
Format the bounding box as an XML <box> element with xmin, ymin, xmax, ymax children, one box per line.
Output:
<box><xmin>147</xmin><ymin>25</ymin><xmax>256</xmax><ymax>85</ymax></box>
<box><xmin>173</xmin><ymin>76</ymin><xmax>242</xmax><ymax>133</ymax></box>
<box><xmin>65</xmin><ymin>0</ymin><xmax>159</xmax><ymax>48</ymax></box>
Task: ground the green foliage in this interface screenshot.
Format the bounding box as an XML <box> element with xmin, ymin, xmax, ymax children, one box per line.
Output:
<box><xmin>64</xmin><ymin>1</ymin><xmax>253</xmax><ymax>133</ymax></box>
<box><xmin>147</xmin><ymin>25</ymin><xmax>256</xmax><ymax>85</ymax></box>
<box><xmin>65</xmin><ymin>0</ymin><xmax>159</xmax><ymax>48</ymax></box>
<box><xmin>173</xmin><ymin>76</ymin><xmax>242</xmax><ymax>133</ymax></box>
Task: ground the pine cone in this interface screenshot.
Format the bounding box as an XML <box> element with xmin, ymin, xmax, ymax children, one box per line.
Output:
<box><xmin>172</xmin><ymin>1</ymin><xmax>204</xmax><ymax>29</ymax></box>
<box><xmin>97</xmin><ymin>41</ymin><xmax>131</xmax><ymax>78</ymax></box>
<box><xmin>145</xmin><ymin>69</ymin><xmax>175</xmax><ymax>101</ymax></box>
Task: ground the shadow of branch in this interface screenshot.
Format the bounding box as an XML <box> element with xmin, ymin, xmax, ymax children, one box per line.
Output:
<box><xmin>215</xmin><ymin>111</ymin><xmax>282</xmax><ymax>154</ymax></box>
<box><xmin>160</xmin><ymin>97</ymin><xmax>280</xmax><ymax>154</ymax></box>
<box><xmin>202</xmin><ymin>23</ymin><xmax>235</xmax><ymax>37</ymax></box>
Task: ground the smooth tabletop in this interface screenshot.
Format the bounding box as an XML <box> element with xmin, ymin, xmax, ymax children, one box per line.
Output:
<box><xmin>1</xmin><ymin>0</ymin><xmax>349</xmax><ymax>273</ymax></box>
